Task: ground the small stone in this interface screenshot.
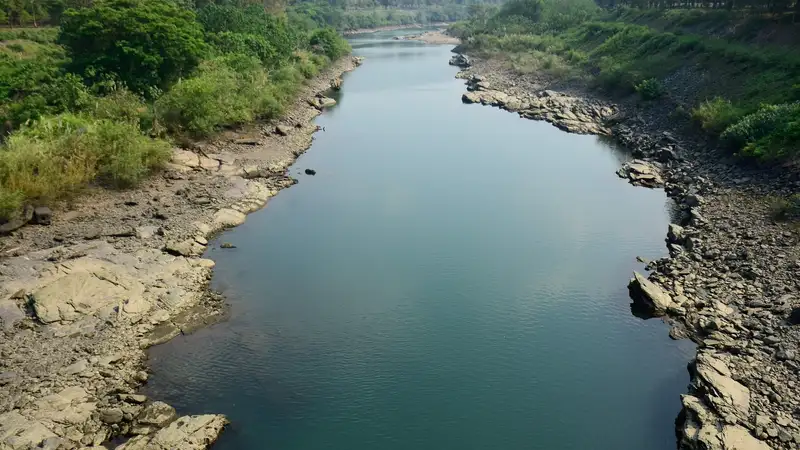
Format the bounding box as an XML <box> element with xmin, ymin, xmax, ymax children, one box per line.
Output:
<box><xmin>275</xmin><ymin>125</ymin><xmax>292</xmax><ymax>136</ymax></box>
<box><xmin>0</xmin><ymin>372</ymin><xmax>17</xmax><ymax>385</ymax></box>
<box><xmin>120</xmin><ymin>394</ymin><xmax>148</xmax><ymax>404</ymax></box>
<box><xmin>779</xmin><ymin>429</ymin><xmax>793</xmax><ymax>443</ymax></box>
<box><xmin>767</xmin><ymin>427</ymin><xmax>779</xmax><ymax>438</ymax></box>
<box><xmin>134</xmin><ymin>371</ymin><xmax>149</xmax><ymax>383</ymax></box>
<box><xmin>304</xmin><ymin>169</ymin><xmax>317</xmax><ymax>176</ymax></box>
<box><xmin>61</xmin><ymin>359</ymin><xmax>89</xmax><ymax>375</ymax></box>
<box><xmin>100</xmin><ymin>408</ymin><xmax>124</xmax><ymax>424</ymax></box>
<box><xmin>220</xmin><ymin>242</ymin><xmax>236</xmax><ymax>249</ymax></box>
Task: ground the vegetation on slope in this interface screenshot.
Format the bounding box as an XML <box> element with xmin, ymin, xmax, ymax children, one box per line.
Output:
<box><xmin>452</xmin><ymin>0</ymin><xmax>800</xmax><ymax>163</ymax></box>
<box><xmin>0</xmin><ymin>0</ymin><xmax>351</xmax><ymax>221</ymax></box>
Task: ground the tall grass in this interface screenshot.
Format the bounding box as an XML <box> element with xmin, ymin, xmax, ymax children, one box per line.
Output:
<box><xmin>0</xmin><ymin>114</ymin><xmax>170</xmax><ymax>218</ymax></box>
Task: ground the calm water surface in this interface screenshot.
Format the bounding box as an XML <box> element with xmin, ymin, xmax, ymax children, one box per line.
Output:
<box><xmin>146</xmin><ymin>30</ymin><xmax>695</xmax><ymax>450</ymax></box>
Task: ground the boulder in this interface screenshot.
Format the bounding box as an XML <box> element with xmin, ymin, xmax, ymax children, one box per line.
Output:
<box><xmin>448</xmin><ymin>54</ymin><xmax>471</xmax><ymax>68</ymax></box>
<box><xmin>304</xmin><ymin>169</ymin><xmax>316</xmax><ymax>176</ymax></box>
<box><xmin>679</xmin><ymin>395</ymin><xmax>769</xmax><ymax>450</ymax></box>
<box><xmin>628</xmin><ymin>271</ymin><xmax>673</xmax><ymax>315</ymax></box>
<box><xmin>617</xmin><ymin>160</ymin><xmax>664</xmax><ymax>188</ymax></box>
<box><xmin>100</xmin><ymin>408</ymin><xmax>124</xmax><ymax>424</ymax></box>
<box><xmin>32</xmin><ymin>206</ymin><xmax>52</xmax><ymax>225</ymax></box>
<box><xmin>318</xmin><ymin>96</ymin><xmax>337</xmax><ymax>109</ymax></box>
<box><xmin>694</xmin><ymin>353</ymin><xmax>751</xmax><ymax>418</ymax></box>
<box><xmin>668</xmin><ymin>223</ymin><xmax>686</xmax><ymax>244</ymax></box>
<box><xmin>330</xmin><ymin>76</ymin><xmax>343</xmax><ymax>90</ymax></box>
<box><xmin>275</xmin><ymin>125</ymin><xmax>292</xmax><ymax>136</ymax></box>
<box><xmin>136</xmin><ymin>401</ymin><xmax>177</xmax><ymax>428</ymax></box>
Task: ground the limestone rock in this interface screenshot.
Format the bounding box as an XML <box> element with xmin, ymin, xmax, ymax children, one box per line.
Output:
<box><xmin>668</xmin><ymin>223</ymin><xmax>686</xmax><ymax>244</ymax></box>
<box><xmin>100</xmin><ymin>408</ymin><xmax>125</xmax><ymax>424</ymax></box>
<box><xmin>117</xmin><ymin>414</ymin><xmax>227</xmax><ymax>450</ymax></box>
<box><xmin>31</xmin><ymin>258</ymin><xmax>146</xmax><ymax>323</ymax></box>
<box><xmin>617</xmin><ymin>160</ymin><xmax>664</xmax><ymax>188</ymax></box>
<box><xmin>212</xmin><ymin>208</ymin><xmax>246</xmax><ymax>231</ymax></box>
<box><xmin>136</xmin><ymin>401</ymin><xmax>177</xmax><ymax>429</ymax></box>
<box><xmin>695</xmin><ymin>354</ymin><xmax>751</xmax><ymax>418</ymax></box>
<box><xmin>628</xmin><ymin>271</ymin><xmax>673</xmax><ymax>315</ymax></box>
<box><xmin>318</xmin><ymin>96</ymin><xmax>336</xmax><ymax>109</ymax></box>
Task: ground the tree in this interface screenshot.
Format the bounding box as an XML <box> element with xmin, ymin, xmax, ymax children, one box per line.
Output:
<box><xmin>58</xmin><ymin>0</ymin><xmax>208</xmax><ymax>93</ymax></box>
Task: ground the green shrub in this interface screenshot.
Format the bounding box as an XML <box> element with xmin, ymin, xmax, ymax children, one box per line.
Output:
<box><xmin>691</xmin><ymin>97</ymin><xmax>744</xmax><ymax>134</ymax></box>
<box><xmin>155</xmin><ymin>54</ymin><xmax>295</xmax><ymax>136</ymax></box>
<box><xmin>721</xmin><ymin>103</ymin><xmax>800</xmax><ymax>150</ymax></box>
<box><xmin>634</xmin><ymin>78</ymin><xmax>664</xmax><ymax>100</ymax></box>
<box><xmin>0</xmin><ymin>113</ymin><xmax>170</xmax><ymax>218</ymax></box>
<box><xmin>59</xmin><ymin>0</ymin><xmax>208</xmax><ymax>93</ymax></box>
<box><xmin>207</xmin><ymin>32</ymin><xmax>280</xmax><ymax>68</ymax></box>
<box><xmin>309</xmin><ymin>27</ymin><xmax>350</xmax><ymax>60</ymax></box>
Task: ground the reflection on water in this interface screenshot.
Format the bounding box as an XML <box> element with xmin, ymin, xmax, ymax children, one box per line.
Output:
<box><xmin>146</xmin><ymin>29</ymin><xmax>694</xmax><ymax>450</ymax></box>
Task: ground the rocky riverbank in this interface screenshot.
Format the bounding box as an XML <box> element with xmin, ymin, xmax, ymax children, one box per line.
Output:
<box><xmin>0</xmin><ymin>55</ymin><xmax>362</xmax><ymax>450</ymax></box>
<box><xmin>455</xmin><ymin>53</ymin><xmax>800</xmax><ymax>450</ymax></box>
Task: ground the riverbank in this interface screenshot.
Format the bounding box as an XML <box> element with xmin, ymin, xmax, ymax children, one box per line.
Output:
<box><xmin>455</xmin><ymin>53</ymin><xmax>799</xmax><ymax>449</ymax></box>
<box><xmin>342</xmin><ymin>22</ymin><xmax>450</xmax><ymax>36</ymax></box>
<box><xmin>0</xmin><ymin>55</ymin><xmax>361</xmax><ymax>450</ymax></box>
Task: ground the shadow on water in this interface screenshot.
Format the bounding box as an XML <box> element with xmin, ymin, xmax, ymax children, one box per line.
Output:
<box><xmin>145</xmin><ymin>29</ymin><xmax>696</xmax><ymax>450</ymax></box>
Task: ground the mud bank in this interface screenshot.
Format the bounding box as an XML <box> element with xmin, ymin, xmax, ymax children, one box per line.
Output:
<box><xmin>0</xmin><ymin>56</ymin><xmax>362</xmax><ymax>450</ymax></box>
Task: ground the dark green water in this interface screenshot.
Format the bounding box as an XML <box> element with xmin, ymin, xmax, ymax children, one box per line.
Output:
<box><xmin>146</xmin><ymin>30</ymin><xmax>694</xmax><ymax>450</ymax></box>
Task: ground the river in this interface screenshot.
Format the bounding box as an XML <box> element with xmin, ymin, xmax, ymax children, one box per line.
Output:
<box><xmin>145</xmin><ymin>30</ymin><xmax>695</xmax><ymax>450</ymax></box>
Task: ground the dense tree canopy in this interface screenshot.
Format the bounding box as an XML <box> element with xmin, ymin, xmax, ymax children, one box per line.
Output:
<box><xmin>58</xmin><ymin>0</ymin><xmax>208</xmax><ymax>93</ymax></box>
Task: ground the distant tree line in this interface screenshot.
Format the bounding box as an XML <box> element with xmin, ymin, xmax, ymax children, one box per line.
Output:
<box><xmin>593</xmin><ymin>0</ymin><xmax>800</xmax><ymax>13</ymax></box>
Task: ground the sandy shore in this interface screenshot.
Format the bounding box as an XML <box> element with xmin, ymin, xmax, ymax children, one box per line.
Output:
<box><xmin>0</xmin><ymin>56</ymin><xmax>362</xmax><ymax>450</ymax></box>
<box><xmin>403</xmin><ymin>30</ymin><xmax>460</xmax><ymax>45</ymax></box>
<box><xmin>453</xmin><ymin>53</ymin><xmax>798</xmax><ymax>450</ymax></box>
<box><xmin>342</xmin><ymin>22</ymin><xmax>451</xmax><ymax>36</ymax></box>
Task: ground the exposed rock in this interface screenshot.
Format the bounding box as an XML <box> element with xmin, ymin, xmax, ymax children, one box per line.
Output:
<box><xmin>628</xmin><ymin>271</ymin><xmax>673</xmax><ymax>315</ymax></box>
<box><xmin>118</xmin><ymin>414</ymin><xmax>227</xmax><ymax>450</ymax></box>
<box><xmin>449</xmin><ymin>53</ymin><xmax>471</xmax><ymax>68</ymax></box>
<box><xmin>100</xmin><ymin>408</ymin><xmax>125</xmax><ymax>424</ymax></box>
<box><xmin>164</xmin><ymin>239</ymin><xmax>204</xmax><ymax>257</ymax></box>
<box><xmin>668</xmin><ymin>223</ymin><xmax>687</xmax><ymax>244</ymax></box>
<box><xmin>617</xmin><ymin>160</ymin><xmax>664</xmax><ymax>188</ymax></box>
<box><xmin>136</xmin><ymin>401</ymin><xmax>177</xmax><ymax>428</ymax></box>
<box><xmin>304</xmin><ymin>169</ymin><xmax>317</xmax><ymax>175</ymax></box>
<box><xmin>330</xmin><ymin>76</ymin><xmax>343</xmax><ymax>90</ymax></box>
<box><xmin>234</xmin><ymin>138</ymin><xmax>260</xmax><ymax>145</ymax></box>
<box><xmin>32</xmin><ymin>206</ymin><xmax>52</xmax><ymax>225</ymax></box>
<box><xmin>220</xmin><ymin>242</ymin><xmax>236</xmax><ymax>249</ymax></box>
<box><xmin>318</xmin><ymin>96</ymin><xmax>337</xmax><ymax>109</ymax></box>
<box><xmin>275</xmin><ymin>125</ymin><xmax>292</xmax><ymax>136</ymax></box>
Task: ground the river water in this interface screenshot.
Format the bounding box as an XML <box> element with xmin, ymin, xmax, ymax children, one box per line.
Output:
<box><xmin>146</xmin><ymin>30</ymin><xmax>695</xmax><ymax>450</ymax></box>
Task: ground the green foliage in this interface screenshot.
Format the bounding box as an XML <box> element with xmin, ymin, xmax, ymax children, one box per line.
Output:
<box><xmin>0</xmin><ymin>113</ymin><xmax>170</xmax><ymax>217</ymax></box>
<box><xmin>720</xmin><ymin>103</ymin><xmax>800</xmax><ymax>160</ymax></box>
<box><xmin>59</xmin><ymin>0</ymin><xmax>208</xmax><ymax>93</ymax></box>
<box><xmin>208</xmin><ymin>31</ymin><xmax>279</xmax><ymax>67</ymax></box>
<box><xmin>197</xmin><ymin>3</ymin><xmax>292</xmax><ymax>63</ymax></box>
<box><xmin>691</xmin><ymin>97</ymin><xmax>744</xmax><ymax>134</ymax></box>
<box><xmin>154</xmin><ymin>53</ymin><xmax>325</xmax><ymax>137</ymax></box>
<box><xmin>309</xmin><ymin>27</ymin><xmax>350</xmax><ymax>60</ymax></box>
<box><xmin>634</xmin><ymin>78</ymin><xmax>664</xmax><ymax>100</ymax></box>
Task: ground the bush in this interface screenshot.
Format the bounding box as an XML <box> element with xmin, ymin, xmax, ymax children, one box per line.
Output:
<box><xmin>0</xmin><ymin>113</ymin><xmax>170</xmax><ymax>218</ymax></box>
<box><xmin>155</xmin><ymin>54</ymin><xmax>296</xmax><ymax>136</ymax></box>
<box><xmin>309</xmin><ymin>27</ymin><xmax>351</xmax><ymax>60</ymax></box>
<box><xmin>692</xmin><ymin>97</ymin><xmax>744</xmax><ymax>134</ymax></box>
<box><xmin>59</xmin><ymin>0</ymin><xmax>208</xmax><ymax>93</ymax></box>
<box><xmin>207</xmin><ymin>32</ymin><xmax>280</xmax><ymax>68</ymax></box>
<box><xmin>721</xmin><ymin>103</ymin><xmax>800</xmax><ymax>150</ymax></box>
<box><xmin>634</xmin><ymin>78</ymin><xmax>664</xmax><ymax>100</ymax></box>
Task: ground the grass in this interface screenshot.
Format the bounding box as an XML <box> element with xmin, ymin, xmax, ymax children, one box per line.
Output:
<box><xmin>155</xmin><ymin>52</ymin><xmax>327</xmax><ymax>137</ymax></box>
<box><xmin>692</xmin><ymin>97</ymin><xmax>744</xmax><ymax>134</ymax></box>
<box><xmin>0</xmin><ymin>114</ymin><xmax>170</xmax><ymax>217</ymax></box>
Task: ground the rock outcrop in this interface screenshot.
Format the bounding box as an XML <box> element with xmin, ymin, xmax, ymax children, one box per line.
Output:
<box><xmin>617</xmin><ymin>160</ymin><xmax>665</xmax><ymax>188</ymax></box>
<box><xmin>628</xmin><ymin>271</ymin><xmax>674</xmax><ymax>316</ymax></box>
